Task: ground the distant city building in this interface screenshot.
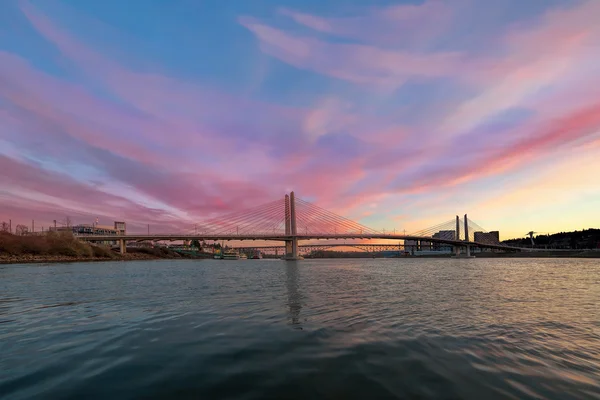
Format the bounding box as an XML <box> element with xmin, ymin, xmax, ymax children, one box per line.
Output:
<box><xmin>404</xmin><ymin>233</ymin><xmax>455</xmax><ymax>252</ymax></box>
<box><xmin>432</xmin><ymin>230</ymin><xmax>455</xmax><ymax>251</ymax></box>
<box><xmin>404</xmin><ymin>239</ymin><xmax>418</xmax><ymax>249</ymax></box>
<box><xmin>49</xmin><ymin>221</ymin><xmax>126</xmax><ymax>245</ymax></box>
<box><xmin>50</xmin><ymin>221</ymin><xmax>126</xmax><ymax>236</ymax></box>
<box><xmin>114</xmin><ymin>221</ymin><xmax>126</xmax><ymax>235</ymax></box>
<box><xmin>474</xmin><ymin>231</ymin><xmax>500</xmax><ymax>244</ymax></box>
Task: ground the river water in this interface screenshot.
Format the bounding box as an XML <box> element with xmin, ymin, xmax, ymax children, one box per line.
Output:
<box><xmin>1</xmin><ymin>258</ymin><xmax>599</xmax><ymax>399</ymax></box>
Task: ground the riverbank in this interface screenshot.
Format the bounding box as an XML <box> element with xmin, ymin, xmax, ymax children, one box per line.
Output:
<box><xmin>307</xmin><ymin>250</ymin><xmax>600</xmax><ymax>259</ymax></box>
<box><xmin>0</xmin><ymin>231</ymin><xmax>204</xmax><ymax>265</ymax></box>
<box><xmin>0</xmin><ymin>248</ymin><xmax>208</xmax><ymax>264</ymax></box>
<box><xmin>468</xmin><ymin>250</ymin><xmax>600</xmax><ymax>258</ymax></box>
<box><xmin>0</xmin><ymin>252</ymin><xmax>185</xmax><ymax>265</ymax></box>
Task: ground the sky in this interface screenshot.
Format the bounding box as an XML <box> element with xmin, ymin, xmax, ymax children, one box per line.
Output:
<box><xmin>1</xmin><ymin>0</ymin><xmax>599</xmax><ymax>239</ymax></box>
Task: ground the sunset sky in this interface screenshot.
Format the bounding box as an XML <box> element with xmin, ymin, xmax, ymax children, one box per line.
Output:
<box><xmin>1</xmin><ymin>0</ymin><xmax>599</xmax><ymax>239</ymax></box>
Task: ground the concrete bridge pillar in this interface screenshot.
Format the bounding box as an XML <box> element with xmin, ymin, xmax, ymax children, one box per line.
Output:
<box><xmin>119</xmin><ymin>239</ymin><xmax>126</xmax><ymax>254</ymax></box>
<box><xmin>454</xmin><ymin>215</ymin><xmax>461</xmax><ymax>257</ymax></box>
<box><xmin>285</xmin><ymin>194</ymin><xmax>293</xmax><ymax>256</ymax></box>
<box><xmin>284</xmin><ymin>192</ymin><xmax>302</xmax><ymax>260</ymax></box>
<box><xmin>464</xmin><ymin>214</ymin><xmax>471</xmax><ymax>257</ymax></box>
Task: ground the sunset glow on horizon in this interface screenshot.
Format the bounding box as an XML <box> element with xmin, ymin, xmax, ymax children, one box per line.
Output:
<box><xmin>1</xmin><ymin>0</ymin><xmax>599</xmax><ymax>239</ymax></box>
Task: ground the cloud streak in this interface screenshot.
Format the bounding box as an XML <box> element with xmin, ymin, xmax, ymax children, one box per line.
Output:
<box><xmin>0</xmin><ymin>0</ymin><xmax>599</xmax><ymax>234</ymax></box>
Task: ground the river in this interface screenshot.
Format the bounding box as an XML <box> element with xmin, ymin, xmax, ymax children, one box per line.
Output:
<box><xmin>1</xmin><ymin>258</ymin><xmax>599</xmax><ymax>399</ymax></box>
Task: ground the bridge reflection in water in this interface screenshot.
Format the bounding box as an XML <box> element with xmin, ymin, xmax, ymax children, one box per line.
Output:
<box><xmin>286</xmin><ymin>262</ymin><xmax>303</xmax><ymax>329</ymax></box>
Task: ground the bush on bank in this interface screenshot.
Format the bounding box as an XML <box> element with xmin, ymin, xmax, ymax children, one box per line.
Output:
<box><xmin>0</xmin><ymin>231</ymin><xmax>116</xmax><ymax>258</ymax></box>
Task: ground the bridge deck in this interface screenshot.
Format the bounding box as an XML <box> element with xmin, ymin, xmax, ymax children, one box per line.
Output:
<box><xmin>79</xmin><ymin>233</ymin><xmax>529</xmax><ymax>252</ymax></box>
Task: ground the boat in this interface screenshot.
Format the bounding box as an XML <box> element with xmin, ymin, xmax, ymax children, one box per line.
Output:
<box><xmin>222</xmin><ymin>250</ymin><xmax>240</xmax><ymax>260</ymax></box>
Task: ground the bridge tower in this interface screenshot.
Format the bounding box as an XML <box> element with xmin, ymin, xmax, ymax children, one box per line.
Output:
<box><xmin>464</xmin><ymin>214</ymin><xmax>471</xmax><ymax>257</ymax></box>
<box><xmin>285</xmin><ymin>194</ymin><xmax>292</xmax><ymax>256</ymax></box>
<box><xmin>454</xmin><ymin>215</ymin><xmax>461</xmax><ymax>257</ymax></box>
<box><xmin>284</xmin><ymin>191</ymin><xmax>302</xmax><ymax>260</ymax></box>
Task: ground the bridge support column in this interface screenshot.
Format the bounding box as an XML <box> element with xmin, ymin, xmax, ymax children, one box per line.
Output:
<box><xmin>284</xmin><ymin>194</ymin><xmax>293</xmax><ymax>256</ymax></box>
<box><xmin>464</xmin><ymin>214</ymin><xmax>473</xmax><ymax>258</ymax></box>
<box><xmin>119</xmin><ymin>239</ymin><xmax>126</xmax><ymax>254</ymax></box>
<box><xmin>454</xmin><ymin>215</ymin><xmax>461</xmax><ymax>256</ymax></box>
<box><xmin>284</xmin><ymin>191</ymin><xmax>303</xmax><ymax>260</ymax></box>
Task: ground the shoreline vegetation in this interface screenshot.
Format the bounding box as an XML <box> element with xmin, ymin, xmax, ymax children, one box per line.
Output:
<box><xmin>0</xmin><ymin>231</ymin><xmax>206</xmax><ymax>265</ymax></box>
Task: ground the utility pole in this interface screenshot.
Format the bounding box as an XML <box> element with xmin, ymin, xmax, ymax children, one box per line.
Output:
<box><xmin>32</xmin><ymin>220</ymin><xmax>34</xmax><ymax>233</ymax></box>
<box><xmin>195</xmin><ymin>224</ymin><xmax>197</xmax><ymax>235</ymax></box>
<box><xmin>147</xmin><ymin>224</ymin><xmax>150</xmax><ymax>235</ymax></box>
<box><xmin>9</xmin><ymin>219</ymin><xmax>11</xmax><ymax>234</ymax></box>
<box><xmin>53</xmin><ymin>220</ymin><xmax>57</xmax><ymax>231</ymax></box>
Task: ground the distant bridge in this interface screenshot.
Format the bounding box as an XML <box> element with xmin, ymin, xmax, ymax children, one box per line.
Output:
<box><xmin>236</xmin><ymin>243</ymin><xmax>407</xmax><ymax>254</ymax></box>
<box><xmin>80</xmin><ymin>191</ymin><xmax>534</xmax><ymax>258</ymax></box>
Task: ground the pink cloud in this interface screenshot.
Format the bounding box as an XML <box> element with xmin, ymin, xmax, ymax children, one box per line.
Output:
<box><xmin>3</xmin><ymin>0</ymin><xmax>599</xmax><ymax>236</ymax></box>
<box><xmin>0</xmin><ymin>155</ymin><xmax>188</xmax><ymax>231</ymax></box>
<box><xmin>390</xmin><ymin>102</ymin><xmax>600</xmax><ymax>196</ymax></box>
<box><xmin>278</xmin><ymin>0</ymin><xmax>454</xmax><ymax>48</ymax></box>
<box><xmin>243</xmin><ymin>0</ymin><xmax>600</xmax><ymax>99</ymax></box>
<box><xmin>238</xmin><ymin>16</ymin><xmax>463</xmax><ymax>88</ymax></box>
<box><xmin>17</xmin><ymin>1</ymin><xmax>309</xmax><ymax>154</ymax></box>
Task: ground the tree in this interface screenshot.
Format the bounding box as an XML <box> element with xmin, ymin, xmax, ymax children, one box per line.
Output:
<box><xmin>15</xmin><ymin>224</ymin><xmax>29</xmax><ymax>236</ymax></box>
<box><xmin>0</xmin><ymin>222</ymin><xmax>9</xmax><ymax>233</ymax></box>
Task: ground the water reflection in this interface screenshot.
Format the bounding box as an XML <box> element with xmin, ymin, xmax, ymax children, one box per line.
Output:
<box><xmin>285</xmin><ymin>262</ymin><xmax>302</xmax><ymax>328</ymax></box>
<box><xmin>2</xmin><ymin>259</ymin><xmax>599</xmax><ymax>399</ymax></box>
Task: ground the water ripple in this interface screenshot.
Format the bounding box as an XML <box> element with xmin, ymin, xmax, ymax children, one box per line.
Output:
<box><xmin>0</xmin><ymin>258</ymin><xmax>599</xmax><ymax>399</ymax></box>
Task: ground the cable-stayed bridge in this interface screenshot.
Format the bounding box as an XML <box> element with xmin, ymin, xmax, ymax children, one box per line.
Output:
<box><xmin>81</xmin><ymin>191</ymin><xmax>530</xmax><ymax>258</ymax></box>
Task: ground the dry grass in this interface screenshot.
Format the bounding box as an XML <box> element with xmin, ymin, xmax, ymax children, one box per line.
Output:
<box><xmin>0</xmin><ymin>231</ymin><xmax>116</xmax><ymax>259</ymax></box>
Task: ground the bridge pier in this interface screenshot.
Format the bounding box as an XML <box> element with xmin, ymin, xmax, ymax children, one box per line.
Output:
<box><xmin>119</xmin><ymin>239</ymin><xmax>126</xmax><ymax>254</ymax></box>
<box><xmin>454</xmin><ymin>215</ymin><xmax>461</xmax><ymax>257</ymax></box>
<box><xmin>452</xmin><ymin>214</ymin><xmax>475</xmax><ymax>258</ymax></box>
<box><xmin>284</xmin><ymin>191</ymin><xmax>303</xmax><ymax>260</ymax></box>
<box><xmin>464</xmin><ymin>214</ymin><xmax>473</xmax><ymax>258</ymax></box>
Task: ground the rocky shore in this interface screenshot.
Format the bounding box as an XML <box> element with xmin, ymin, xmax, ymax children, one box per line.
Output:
<box><xmin>0</xmin><ymin>252</ymin><xmax>190</xmax><ymax>265</ymax></box>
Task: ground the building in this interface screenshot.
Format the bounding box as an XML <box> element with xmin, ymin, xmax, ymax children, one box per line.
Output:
<box><xmin>49</xmin><ymin>221</ymin><xmax>126</xmax><ymax>236</ymax></box>
<box><xmin>114</xmin><ymin>221</ymin><xmax>126</xmax><ymax>235</ymax></box>
<box><xmin>474</xmin><ymin>231</ymin><xmax>500</xmax><ymax>245</ymax></box>
<box><xmin>432</xmin><ymin>230</ymin><xmax>455</xmax><ymax>251</ymax></box>
<box><xmin>49</xmin><ymin>221</ymin><xmax>126</xmax><ymax>245</ymax></box>
<box><xmin>404</xmin><ymin>239</ymin><xmax>418</xmax><ymax>253</ymax></box>
<box><xmin>404</xmin><ymin>237</ymin><xmax>448</xmax><ymax>253</ymax></box>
